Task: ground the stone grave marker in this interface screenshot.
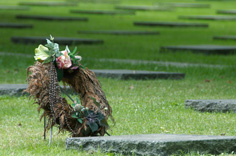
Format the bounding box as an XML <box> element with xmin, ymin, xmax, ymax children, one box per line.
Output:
<box><xmin>213</xmin><ymin>36</ymin><xmax>236</xmax><ymax>41</ymax></box>
<box><xmin>16</xmin><ymin>15</ymin><xmax>88</xmax><ymax>21</ymax></box>
<box><xmin>78</xmin><ymin>30</ymin><xmax>160</xmax><ymax>35</ymax></box>
<box><xmin>134</xmin><ymin>21</ymin><xmax>208</xmax><ymax>27</ymax></box>
<box><xmin>11</xmin><ymin>36</ymin><xmax>104</xmax><ymax>45</ymax></box>
<box><xmin>156</xmin><ymin>2</ymin><xmax>210</xmax><ymax>8</ymax></box>
<box><xmin>18</xmin><ymin>1</ymin><xmax>77</xmax><ymax>6</ymax></box>
<box><xmin>0</xmin><ymin>84</ymin><xmax>74</xmax><ymax>96</ymax></box>
<box><xmin>66</xmin><ymin>134</ymin><xmax>236</xmax><ymax>156</ymax></box>
<box><xmin>114</xmin><ymin>5</ymin><xmax>172</xmax><ymax>11</ymax></box>
<box><xmin>217</xmin><ymin>10</ymin><xmax>236</xmax><ymax>15</ymax></box>
<box><xmin>179</xmin><ymin>15</ymin><xmax>236</xmax><ymax>21</ymax></box>
<box><xmin>0</xmin><ymin>5</ymin><xmax>30</xmax><ymax>10</ymax></box>
<box><xmin>92</xmin><ymin>69</ymin><xmax>185</xmax><ymax>80</ymax></box>
<box><xmin>0</xmin><ymin>23</ymin><xmax>33</xmax><ymax>29</ymax></box>
<box><xmin>70</xmin><ymin>10</ymin><xmax>135</xmax><ymax>15</ymax></box>
<box><xmin>160</xmin><ymin>45</ymin><xmax>236</xmax><ymax>55</ymax></box>
<box><xmin>185</xmin><ymin>99</ymin><xmax>236</xmax><ymax>112</ymax></box>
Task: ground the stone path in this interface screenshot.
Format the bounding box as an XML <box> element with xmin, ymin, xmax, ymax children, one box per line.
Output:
<box><xmin>70</xmin><ymin>10</ymin><xmax>135</xmax><ymax>15</ymax></box>
<box><xmin>66</xmin><ymin>134</ymin><xmax>236</xmax><ymax>156</ymax></box>
<box><xmin>16</xmin><ymin>15</ymin><xmax>88</xmax><ymax>21</ymax></box>
<box><xmin>133</xmin><ymin>21</ymin><xmax>208</xmax><ymax>27</ymax></box>
<box><xmin>217</xmin><ymin>10</ymin><xmax>236</xmax><ymax>15</ymax></box>
<box><xmin>92</xmin><ymin>69</ymin><xmax>185</xmax><ymax>80</ymax></box>
<box><xmin>11</xmin><ymin>36</ymin><xmax>104</xmax><ymax>45</ymax></box>
<box><xmin>160</xmin><ymin>45</ymin><xmax>236</xmax><ymax>55</ymax></box>
<box><xmin>185</xmin><ymin>99</ymin><xmax>236</xmax><ymax>113</ymax></box>
<box><xmin>18</xmin><ymin>1</ymin><xmax>77</xmax><ymax>6</ymax></box>
<box><xmin>213</xmin><ymin>36</ymin><xmax>236</xmax><ymax>41</ymax></box>
<box><xmin>0</xmin><ymin>23</ymin><xmax>33</xmax><ymax>29</ymax></box>
<box><xmin>179</xmin><ymin>15</ymin><xmax>236</xmax><ymax>21</ymax></box>
<box><xmin>78</xmin><ymin>30</ymin><xmax>160</xmax><ymax>35</ymax></box>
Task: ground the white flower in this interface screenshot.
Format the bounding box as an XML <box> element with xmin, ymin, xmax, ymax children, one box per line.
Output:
<box><xmin>75</xmin><ymin>55</ymin><xmax>82</xmax><ymax>61</ymax></box>
<box><xmin>34</xmin><ymin>44</ymin><xmax>49</xmax><ymax>61</ymax></box>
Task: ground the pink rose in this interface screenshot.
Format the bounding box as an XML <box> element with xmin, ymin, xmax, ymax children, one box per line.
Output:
<box><xmin>56</xmin><ymin>50</ymin><xmax>72</xmax><ymax>69</ymax></box>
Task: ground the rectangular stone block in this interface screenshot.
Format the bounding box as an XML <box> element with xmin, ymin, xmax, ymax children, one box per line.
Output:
<box><xmin>217</xmin><ymin>10</ymin><xmax>236</xmax><ymax>15</ymax></box>
<box><xmin>185</xmin><ymin>99</ymin><xmax>236</xmax><ymax>112</ymax></box>
<box><xmin>160</xmin><ymin>45</ymin><xmax>236</xmax><ymax>55</ymax></box>
<box><xmin>70</xmin><ymin>10</ymin><xmax>135</xmax><ymax>15</ymax></box>
<box><xmin>134</xmin><ymin>21</ymin><xmax>208</xmax><ymax>27</ymax></box>
<box><xmin>18</xmin><ymin>1</ymin><xmax>77</xmax><ymax>6</ymax></box>
<box><xmin>179</xmin><ymin>15</ymin><xmax>236</xmax><ymax>21</ymax></box>
<box><xmin>16</xmin><ymin>15</ymin><xmax>88</xmax><ymax>21</ymax></box>
<box><xmin>11</xmin><ymin>36</ymin><xmax>104</xmax><ymax>45</ymax></box>
<box><xmin>213</xmin><ymin>36</ymin><xmax>236</xmax><ymax>41</ymax></box>
<box><xmin>66</xmin><ymin>134</ymin><xmax>236</xmax><ymax>156</ymax></box>
<box><xmin>78</xmin><ymin>30</ymin><xmax>160</xmax><ymax>35</ymax></box>
<box><xmin>0</xmin><ymin>23</ymin><xmax>33</xmax><ymax>29</ymax></box>
<box><xmin>115</xmin><ymin>5</ymin><xmax>172</xmax><ymax>11</ymax></box>
<box><xmin>92</xmin><ymin>69</ymin><xmax>185</xmax><ymax>80</ymax></box>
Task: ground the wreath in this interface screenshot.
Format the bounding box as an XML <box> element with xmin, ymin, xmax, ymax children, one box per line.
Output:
<box><xmin>26</xmin><ymin>36</ymin><xmax>114</xmax><ymax>137</ymax></box>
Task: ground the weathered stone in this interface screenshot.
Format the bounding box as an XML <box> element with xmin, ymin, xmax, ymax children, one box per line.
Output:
<box><xmin>179</xmin><ymin>15</ymin><xmax>236</xmax><ymax>21</ymax></box>
<box><xmin>18</xmin><ymin>1</ymin><xmax>77</xmax><ymax>6</ymax></box>
<box><xmin>134</xmin><ymin>21</ymin><xmax>208</xmax><ymax>27</ymax></box>
<box><xmin>115</xmin><ymin>5</ymin><xmax>172</xmax><ymax>11</ymax></box>
<box><xmin>160</xmin><ymin>45</ymin><xmax>236</xmax><ymax>55</ymax></box>
<box><xmin>157</xmin><ymin>2</ymin><xmax>210</xmax><ymax>8</ymax></box>
<box><xmin>217</xmin><ymin>10</ymin><xmax>236</xmax><ymax>15</ymax></box>
<box><xmin>70</xmin><ymin>10</ymin><xmax>135</xmax><ymax>15</ymax></box>
<box><xmin>0</xmin><ymin>5</ymin><xmax>30</xmax><ymax>10</ymax></box>
<box><xmin>185</xmin><ymin>99</ymin><xmax>236</xmax><ymax>112</ymax></box>
<box><xmin>66</xmin><ymin>134</ymin><xmax>236</xmax><ymax>156</ymax></box>
<box><xmin>0</xmin><ymin>84</ymin><xmax>74</xmax><ymax>96</ymax></box>
<box><xmin>213</xmin><ymin>36</ymin><xmax>236</xmax><ymax>41</ymax></box>
<box><xmin>78</xmin><ymin>30</ymin><xmax>160</xmax><ymax>35</ymax></box>
<box><xmin>11</xmin><ymin>36</ymin><xmax>104</xmax><ymax>45</ymax></box>
<box><xmin>0</xmin><ymin>23</ymin><xmax>33</xmax><ymax>29</ymax></box>
<box><xmin>92</xmin><ymin>69</ymin><xmax>185</xmax><ymax>80</ymax></box>
<box><xmin>16</xmin><ymin>15</ymin><xmax>88</xmax><ymax>21</ymax></box>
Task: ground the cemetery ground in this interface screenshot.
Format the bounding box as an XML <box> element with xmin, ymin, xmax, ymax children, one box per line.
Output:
<box><xmin>1</xmin><ymin>0</ymin><xmax>236</xmax><ymax>155</ymax></box>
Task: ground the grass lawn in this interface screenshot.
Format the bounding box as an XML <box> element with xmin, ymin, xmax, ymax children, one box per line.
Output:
<box><xmin>0</xmin><ymin>0</ymin><xmax>236</xmax><ymax>155</ymax></box>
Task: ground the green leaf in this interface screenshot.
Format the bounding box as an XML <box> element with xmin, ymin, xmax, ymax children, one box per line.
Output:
<box><xmin>77</xmin><ymin>118</ymin><xmax>83</xmax><ymax>124</ymax></box>
<box><xmin>71</xmin><ymin>103</ymin><xmax>75</xmax><ymax>107</ymax></box>
<box><xmin>72</xmin><ymin>47</ymin><xmax>77</xmax><ymax>55</ymax></box>
<box><xmin>71</xmin><ymin>113</ymin><xmax>77</xmax><ymax>119</ymax></box>
<box><xmin>76</xmin><ymin>97</ymin><xmax>81</xmax><ymax>104</ymax></box>
<box><xmin>42</xmin><ymin>56</ymin><xmax>53</xmax><ymax>64</ymax></box>
<box><xmin>56</xmin><ymin>68</ymin><xmax>63</xmax><ymax>82</ymax></box>
<box><xmin>100</xmin><ymin>119</ymin><xmax>109</xmax><ymax>128</ymax></box>
<box><xmin>88</xmin><ymin>122</ymin><xmax>98</xmax><ymax>132</ymax></box>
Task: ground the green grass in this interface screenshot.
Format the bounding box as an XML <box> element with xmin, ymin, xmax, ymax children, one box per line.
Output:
<box><xmin>1</xmin><ymin>0</ymin><xmax>236</xmax><ymax>155</ymax></box>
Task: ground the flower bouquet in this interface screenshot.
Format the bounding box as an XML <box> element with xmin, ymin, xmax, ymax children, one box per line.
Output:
<box><xmin>26</xmin><ymin>36</ymin><xmax>113</xmax><ymax>137</ymax></box>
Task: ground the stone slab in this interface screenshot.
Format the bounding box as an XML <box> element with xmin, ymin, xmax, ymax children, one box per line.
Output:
<box><xmin>78</xmin><ymin>30</ymin><xmax>160</xmax><ymax>35</ymax></box>
<box><xmin>160</xmin><ymin>45</ymin><xmax>236</xmax><ymax>55</ymax></box>
<box><xmin>156</xmin><ymin>3</ymin><xmax>210</xmax><ymax>8</ymax></box>
<box><xmin>0</xmin><ymin>5</ymin><xmax>30</xmax><ymax>10</ymax></box>
<box><xmin>185</xmin><ymin>99</ymin><xmax>236</xmax><ymax>112</ymax></box>
<box><xmin>217</xmin><ymin>10</ymin><xmax>236</xmax><ymax>15</ymax></box>
<box><xmin>18</xmin><ymin>1</ymin><xmax>77</xmax><ymax>6</ymax></box>
<box><xmin>70</xmin><ymin>10</ymin><xmax>135</xmax><ymax>15</ymax></box>
<box><xmin>179</xmin><ymin>15</ymin><xmax>236</xmax><ymax>21</ymax></box>
<box><xmin>213</xmin><ymin>36</ymin><xmax>236</xmax><ymax>41</ymax></box>
<box><xmin>133</xmin><ymin>21</ymin><xmax>208</xmax><ymax>27</ymax></box>
<box><xmin>115</xmin><ymin>5</ymin><xmax>172</xmax><ymax>11</ymax></box>
<box><xmin>11</xmin><ymin>36</ymin><xmax>104</xmax><ymax>45</ymax></box>
<box><xmin>0</xmin><ymin>23</ymin><xmax>33</xmax><ymax>29</ymax></box>
<box><xmin>66</xmin><ymin>134</ymin><xmax>236</xmax><ymax>156</ymax></box>
<box><xmin>0</xmin><ymin>84</ymin><xmax>74</xmax><ymax>96</ymax></box>
<box><xmin>16</xmin><ymin>15</ymin><xmax>88</xmax><ymax>21</ymax></box>
<box><xmin>92</xmin><ymin>69</ymin><xmax>185</xmax><ymax>80</ymax></box>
